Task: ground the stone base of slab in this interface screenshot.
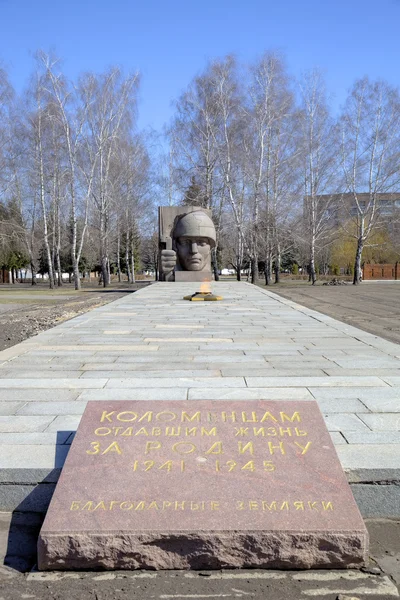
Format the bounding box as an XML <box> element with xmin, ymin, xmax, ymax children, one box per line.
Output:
<box><xmin>37</xmin><ymin>530</ymin><xmax>368</xmax><ymax>570</ymax></box>
<box><xmin>174</xmin><ymin>271</ymin><xmax>212</xmax><ymax>282</ymax></box>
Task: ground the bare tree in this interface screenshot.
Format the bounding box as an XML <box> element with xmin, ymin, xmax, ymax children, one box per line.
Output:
<box><xmin>340</xmin><ymin>77</ymin><xmax>400</xmax><ymax>284</ymax></box>
<box><xmin>209</xmin><ymin>56</ymin><xmax>251</xmax><ymax>280</ymax></box>
<box><xmin>29</xmin><ymin>67</ymin><xmax>55</xmax><ymax>288</ymax></box>
<box><xmin>299</xmin><ymin>69</ymin><xmax>340</xmax><ymax>284</ymax></box>
<box><xmin>169</xmin><ymin>67</ymin><xmax>226</xmax><ymax>279</ymax></box>
<box><xmin>244</xmin><ymin>52</ymin><xmax>294</xmax><ymax>283</ymax></box>
<box><xmin>79</xmin><ymin>67</ymin><xmax>140</xmax><ymax>286</ymax></box>
<box><xmin>39</xmin><ymin>51</ymin><xmax>95</xmax><ymax>289</ymax></box>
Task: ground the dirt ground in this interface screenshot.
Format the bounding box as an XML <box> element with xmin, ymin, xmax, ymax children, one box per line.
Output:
<box><xmin>0</xmin><ymin>281</ymin><xmax>151</xmax><ymax>352</ymax></box>
<box><xmin>262</xmin><ymin>281</ymin><xmax>400</xmax><ymax>345</ymax></box>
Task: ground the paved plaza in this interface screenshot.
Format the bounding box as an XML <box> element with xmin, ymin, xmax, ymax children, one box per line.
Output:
<box><xmin>1</xmin><ymin>281</ymin><xmax>400</xmax><ymax>593</ymax></box>
<box><xmin>0</xmin><ymin>281</ymin><xmax>399</xmax><ymax>481</ymax></box>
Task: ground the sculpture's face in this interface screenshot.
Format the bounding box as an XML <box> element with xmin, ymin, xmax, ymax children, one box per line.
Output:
<box><xmin>175</xmin><ymin>237</ymin><xmax>211</xmax><ymax>271</ymax></box>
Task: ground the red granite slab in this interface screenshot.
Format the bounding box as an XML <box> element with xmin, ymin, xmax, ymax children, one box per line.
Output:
<box><xmin>37</xmin><ymin>400</ymin><xmax>368</xmax><ymax>570</ymax></box>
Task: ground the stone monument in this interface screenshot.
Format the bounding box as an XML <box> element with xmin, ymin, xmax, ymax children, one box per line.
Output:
<box><xmin>159</xmin><ymin>206</ymin><xmax>216</xmax><ymax>282</ymax></box>
<box><xmin>38</xmin><ymin>400</ymin><xmax>368</xmax><ymax>570</ymax></box>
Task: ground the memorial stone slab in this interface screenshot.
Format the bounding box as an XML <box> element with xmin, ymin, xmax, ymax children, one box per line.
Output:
<box><xmin>38</xmin><ymin>400</ymin><xmax>369</xmax><ymax>570</ymax></box>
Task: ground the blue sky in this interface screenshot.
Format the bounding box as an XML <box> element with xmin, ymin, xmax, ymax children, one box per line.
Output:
<box><xmin>1</xmin><ymin>0</ymin><xmax>400</xmax><ymax>132</ymax></box>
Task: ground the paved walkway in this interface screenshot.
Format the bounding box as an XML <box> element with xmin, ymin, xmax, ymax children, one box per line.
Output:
<box><xmin>0</xmin><ymin>281</ymin><xmax>399</xmax><ymax>478</ymax></box>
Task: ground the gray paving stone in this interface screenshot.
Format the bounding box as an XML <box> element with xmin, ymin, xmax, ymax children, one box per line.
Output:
<box><xmin>188</xmin><ymin>387</ymin><xmax>314</xmax><ymax>400</ymax></box>
<box><xmin>361</xmin><ymin>396</ymin><xmax>400</xmax><ymax>412</ymax></box>
<box><xmin>3</xmin><ymin>357</ymin><xmax>53</xmax><ymax>365</ymax></box>
<box><xmin>323</xmin><ymin>369</ymin><xmax>400</xmax><ymax>377</ymax></box>
<box><xmin>265</xmin><ymin>358</ymin><xmax>334</xmax><ymax>367</ymax></box>
<box><xmin>198</xmin><ymin>343</ymin><xmax>260</xmax><ymax>350</ymax></box>
<box><xmin>316</xmin><ymin>398</ymin><xmax>370</xmax><ymax>413</ymax></box>
<box><xmin>337</xmin><ymin>444</ymin><xmax>400</xmax><ymax>469</ymax></box>
<box><xmin>221</xmin><ymin>368</ymin><xmax>327</xmax><ymax>377</ymax></box>
<box><xmin>0</xmin><ymin>389</ymin><xmax>80</xmax><ymax>402</ymax></box>
<box><xmin>0</xmin><ymin>402</ymin><xmax>25</xmax><ymax>416</ymax></box>
<box><xmin>382</xmin><ymin>376</ymin><xmax>400</xmax><ymax>386</ymax></box>
<box><xmin>81</xmin><ymin>369</ymin><xmax>221</xmax><ymax>378</ymax></box>
<box><xmin>116</xmin><ymin>355</ymin><xmax>196</xmax><ymax>363</ymax></box>
<box><xmin>0</xmin><ymin>444</ymin><xmax>70</xmax><ymax>469</ymax></box>
<box><xmin>0</xmin><ymin>379</ymin><xmax>108</xmax><ymax>389</ymax></box>
<box><xmin>72</xmin><ymin>355</ymin><xmax>117</xmax><ymax>363</ymax></box>
<box><xmin>17</xmin><ymin>402</ymin><xmax>88</xmax><ymax>416</ymax></box>
<box><xmin>0</xmin><ymin>482</ymin><xmax>56</xmax><ymax>512</ymax></box>
<box><xmin>334</xmin><ymin>358</ymin><xmax>400</xmax><ymax>368</ymax></box>
<box><xmin>83</xmin><ymin>362</ymin><xmax>201</xmax><ymax>370</ymax></box>
<box><xmin>357</xmin><ymin>413</ymin><xmax>400</xmax><ymax>431</ymax></box>
<box><xmin>323</xmin><ymin>413</ymin><xmax>371</xmax><ymax>432</ymax></box>
<box><xmin>194</xmin><ymin>354</ymin><xmax>268</xmax><ymax>362</ymax></box>
<box><xmin>45</xmin><ymin>415</ymin><xmax>82</xmax><ymax>432</ymax></box>
<box><xmin>308</xmin><ymin>387</ymin><xmax>400</xmax><ymax>400</ymax></box>
<box><xmin>351</xmin><ymin>484</ymin><xmax>400</xmax><ymax>518</ymax></box>
<box><xmin>105</xmin><ymin>377</ymin><xmax>246</xmax><ymax>388</ymax></box>
<box><xmin>246</xmin><ymin>376</ymin><xmax>388</xmax><ymax>387</ymax></box>
<box><xmin>329</xmin><ymin>432</ymin><xmax>348</xmax><ymax>445</ymax></box>
<box><xmin>2</xmin><ymin>371</ymin><xmax>84</xmax><ymax>378</ymax></box>
<box><xmin>0</xmin><ymin>416</ymin><xmax>55</xmax><ymax>433</ymax></box>
<box><xmin>344</xmin><ymin>431</ymin><xmax>400</xmax><ymax>444</ymax></box>
<box><xmin>78</xmin><ymin>388</ymin><xmax>188</xmax><ymax>401</ymax></box>
<box><xmin>27</xmin><ymin>349</ymin><xmax>96</xmax><ymax>355</ymax></box>
<box><xmin>9</xmin><ymin>357</ymin><xmax>84</xmax><ymax>366</ymax></box>
<box><xmin>0</xmin><ymin>431</ymin><xmax>71</xmax><ymax>445</ymax></box>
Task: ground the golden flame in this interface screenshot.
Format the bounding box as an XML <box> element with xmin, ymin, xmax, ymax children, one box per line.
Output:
<box><xmin>200</xmin><ymin>280</ymin><xmax>211</xmax><ymax>294</ymax></box>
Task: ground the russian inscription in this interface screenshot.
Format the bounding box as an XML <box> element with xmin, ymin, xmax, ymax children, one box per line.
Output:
<box><xmin>38</xmin><ymin>400</ymin><xmax>369</xmax><ymax>570</ymax></box>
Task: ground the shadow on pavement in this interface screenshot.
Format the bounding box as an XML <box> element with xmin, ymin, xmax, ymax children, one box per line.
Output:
<box><xmin>3</xmin><ymin>431</ymin><xmax>74</xmax><ymax>572</ymax></box>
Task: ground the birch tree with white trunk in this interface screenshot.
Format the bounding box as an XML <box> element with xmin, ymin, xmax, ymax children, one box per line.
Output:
<box><xmin>340</xmin><ymin>77</ymin><xmax>400</xmax><ymax>284</ymax></box>
<box><xmin>79</xmin><ymin>67</ymin><xmax>140</xmax><ymax>286</ymax></box>
<box><xmin>299</xmin><ymin>69</ymin><xmax>340</xmax><ymax>284</ymax></box>
<box><xmin>245</xmin><ymin>53</ymin><xmax>294</xmax><ymax>283</ymax></box>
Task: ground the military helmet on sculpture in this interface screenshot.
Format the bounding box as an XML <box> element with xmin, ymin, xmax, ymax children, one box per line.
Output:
<box><xmin>173</xmin><ymin>211</ymin><xmax>216</xmax><ymax>248</ymax></box>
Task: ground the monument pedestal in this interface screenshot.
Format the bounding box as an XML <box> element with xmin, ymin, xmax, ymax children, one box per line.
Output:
<box><xmin>174</xmin><ymin>271</ymin><xmax>212</xmax><ymax>282</ymax></box>
<box><xmin>38</xmin><ymin>401</ymin><xmax>369</xmax><ymax>570</ymax></box>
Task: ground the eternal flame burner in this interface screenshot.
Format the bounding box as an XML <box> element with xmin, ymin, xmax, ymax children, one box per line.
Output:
<box><xmin>183</xmin><ymin>291</ymin><xmax>223</xmax><ymax>301</ymax></box>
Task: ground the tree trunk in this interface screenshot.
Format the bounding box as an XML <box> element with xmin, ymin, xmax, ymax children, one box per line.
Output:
<box><xmin>100</xmin><ymin>256</ymin><xmax>108</xmax><ymax>288</ymax></box>
<box><xmin>31</xmin><ymin>262</ymin><xmax>37</xmax><ymax>286</ymax></box>
<box><xmin>56</xmin><ymin>202</ymin><xmax>62</xmax><ymax>287</ymax></box>
<box><xmin>212</xmin><ymin>247</ymin><xmax>219</xmax><ymax>281</ymax></box>
<box><xmin>44</xmin><ymin>241</ymin><xmax>54</xmax><ymax>289</ymax></box>
<box><xmin>353</xmin><ymin>238</ymin><xmax>364</xmax><ymax>285</ymax></box>
<box><xmin>251</xmin><ymin>255</ymin><xmax>258</xmax><ymax>284</ymax></box>
<box><xmin>236</xmin><ymin>256</ymin><xmax>241</xmax><ymax>281</ymax></box>
<box><xmin>264</xmin><ymin>253</ymin><xmax>272</xmax><ymax>286</ymax></box>
<box><xmin>51</xmin><ymin>232</ymin><xmax>57</xmax><ymax>287</ymax></box>
<box><xmin>131</xmin><ymin>241</ymin><xmax>136</xmax><ymax>283</ymax></box>
<box><xmin>274</xmin><ymin>249</ymin><xmax>281</xmax><ymax>284</ymax></box>
<box><xmin>117</xmin><ymin>232</ymin><xmax>121</xmax><ymax>283</ymax></box>
<box><xmin>154</xmin><ymin>253</ymin><xmax>159</xmax><ymax>281</ymax></box>
<box><xmin>310</xmin><ymin>254</ymin><xmax>316</xmax><ymax>285</ymax></box>
<box><xmin>56</xmin><ymin>247</ymin><xmax>62</xmax><ymax>287</ymax></box>
<box><xmin>126</xmin><ymin>239</ymin><xmax>132</xmax><ymax>283</ymax></box>
<box><xmin>73</xmin><ymin>261</ymin><xmax>80</xmax><ymax>289</ymax></box>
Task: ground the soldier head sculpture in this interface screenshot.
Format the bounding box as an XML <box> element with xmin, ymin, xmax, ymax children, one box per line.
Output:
<box><xmin>160</xmin><ymin>210</ymin><xmax>216</xmax><ymax>281</ymax></box>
